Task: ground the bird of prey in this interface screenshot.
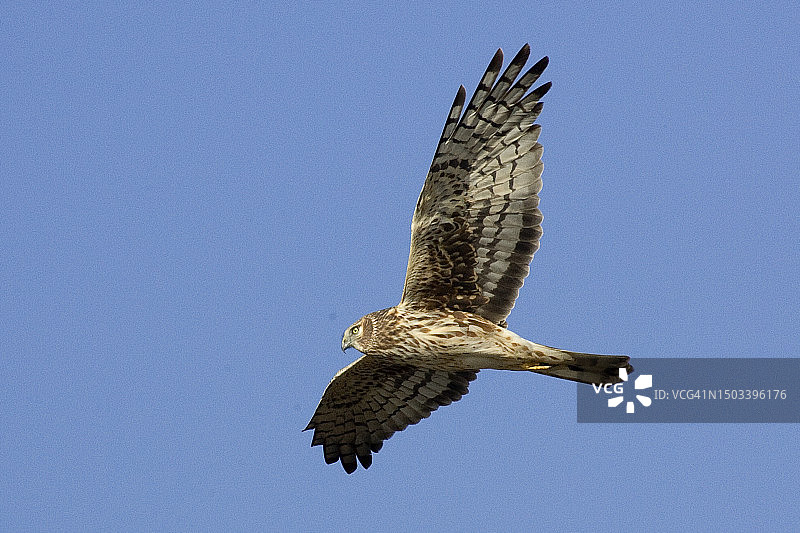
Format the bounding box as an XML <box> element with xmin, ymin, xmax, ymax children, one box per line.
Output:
<box><xmin>305</xmin><ymin>44</ymin><xmax>632</xmax><ymax>473</ymax></box>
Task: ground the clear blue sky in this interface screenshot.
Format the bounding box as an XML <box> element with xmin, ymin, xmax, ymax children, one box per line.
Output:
<box><xmin>3</xmin><ymin>2</ymin><xmax>799</xmax><ymax>531</ymax></box>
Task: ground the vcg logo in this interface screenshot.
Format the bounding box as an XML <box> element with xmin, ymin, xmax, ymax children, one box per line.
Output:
<box><xmin>592</xmin><ymin>368</ymin><xmax>653</xmax><ymax>414</ymax></box>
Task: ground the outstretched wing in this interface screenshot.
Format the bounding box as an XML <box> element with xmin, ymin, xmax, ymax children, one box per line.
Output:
<box><xmin>401</xmin><ymin>44</ymin><xmax>551</xmax><ymax>325</ymax></box>
<box><xmin>304</xmin><ymin>356</ymin><xmax>478</xmax><ymax>474</ymax></box>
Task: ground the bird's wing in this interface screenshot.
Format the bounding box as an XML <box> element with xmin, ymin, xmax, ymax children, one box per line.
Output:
<box><xmin>304</xmin><ymin>356</ymin><xmax>478</xmax><ymax>474</ymax></box>
<box><xmin>400</xmin><ymin>44</ymin><xmax>550</xmax><ymax>325</ymax></box>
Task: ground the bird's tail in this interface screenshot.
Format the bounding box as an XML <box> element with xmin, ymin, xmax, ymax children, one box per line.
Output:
<box><xmin>525</xmin><ymin>346</ymin><xmax>632</xmax><ymax>385</ymax></box>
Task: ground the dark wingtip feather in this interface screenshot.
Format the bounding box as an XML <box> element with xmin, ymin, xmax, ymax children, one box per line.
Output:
<box><xmin>456</xmin><ymin>85</ymin><xmax>466</xmax><ymax>103</ymax></box>
<box><xmin>357</xmin><ymin>453</ymin><xmax>373</xmax><ymax>469</ymax></box>
<box><xmin>534</xmin><ymin>56</ymin><xmax>549</xmax><ymax>72</ymax></box>
<box><xmin>488</xmin><ymin>48</ymin><xmax>504</xmax><ymax>72</ymax></box>
<box><xmin>532</xmin><ymin>81</ymin><xmax>552</xmax><ymax>100</ymax></box>
<box><xmin>510</xmin><ymin>43</ymin><xmax>531</xmax><ymax>67</ymax></box>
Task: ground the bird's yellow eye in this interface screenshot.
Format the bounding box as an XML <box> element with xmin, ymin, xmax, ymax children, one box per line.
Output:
<box><xmin>351</xmin><ymin>326</ymin><xmax>360</xmax><ymax>335</ymax></box>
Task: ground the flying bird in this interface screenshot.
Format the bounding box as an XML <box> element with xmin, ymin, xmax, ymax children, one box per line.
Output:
<box><xmin>305</xmin><ymin>44</ymin><xmax>632</xmax><ymax>473</ymax></box>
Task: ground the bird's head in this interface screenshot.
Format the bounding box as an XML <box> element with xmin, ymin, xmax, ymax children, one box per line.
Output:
<box><xmin>341</xmin><ymin>315</ymin><xmax>373</xmax><ymax>353</ymax></box>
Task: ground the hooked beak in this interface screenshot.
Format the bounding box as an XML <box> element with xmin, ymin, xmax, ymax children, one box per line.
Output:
<box><xmin>341</xmin><ymin>334</ymin><xmax>350</xmax><ymax>352</ymax></box>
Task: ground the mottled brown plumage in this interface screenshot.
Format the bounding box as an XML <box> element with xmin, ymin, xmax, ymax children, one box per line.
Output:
<box><xmin>305</xmin><ymin>45</ymin><xmax>632</xmax><ymax>473</ymax></box>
